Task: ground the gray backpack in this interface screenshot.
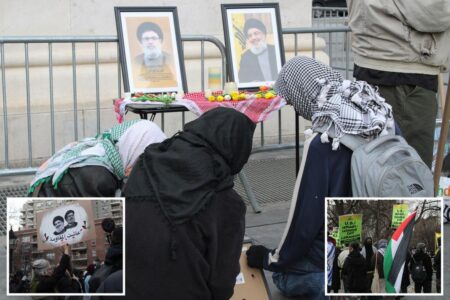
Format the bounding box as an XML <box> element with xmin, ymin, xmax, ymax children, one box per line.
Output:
<box><xmin>346</xmin><ymin>135</ymin><xmax>433</xmax><ymax>197</ymax></box>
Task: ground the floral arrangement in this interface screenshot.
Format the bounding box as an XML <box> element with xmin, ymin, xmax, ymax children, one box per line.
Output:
<box><xmin>206</xmin><ymin>86</ymin><xmax>276</xmax><ymax>102</ymax></box>
<box><xmin>130</xmin><ymin>92</ymin><xmax>178</xmax><ymax>105</ymax></box>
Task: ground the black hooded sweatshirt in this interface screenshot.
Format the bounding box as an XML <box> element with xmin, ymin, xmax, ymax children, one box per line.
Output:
<box><xmin>123</xmin><ymin>108</ymin><xmax>256</xmax><ymax>300</ymax></box>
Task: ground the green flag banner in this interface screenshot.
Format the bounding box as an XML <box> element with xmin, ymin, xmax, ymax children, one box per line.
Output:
<box><xmin>331</xmin><ymin>227</ymin><xmax>340</xmax><ymax>247</ymax></box>
<box><xmin>392</xmin><ymin>204</ymin><xmax>408</xmax><ymax>228</ymax></box>
<box><xmin>338</xmin><ymin>214</ymin><xmax>362</xmax><ymax>246</ymax></box>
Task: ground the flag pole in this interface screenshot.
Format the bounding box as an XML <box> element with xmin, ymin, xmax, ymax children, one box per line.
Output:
<box><xmin>434</xmin><ymin>77</ymin><xmax>450</xmax><ymax>194</ymax></box>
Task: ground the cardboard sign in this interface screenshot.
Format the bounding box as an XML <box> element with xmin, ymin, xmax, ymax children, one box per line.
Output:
<box><xmin>331</xmin><ymin>227</ymin><xmax>340</xmax><ymax>247</ymax></box>
<box><xmin>338</xmin><ymin>214</ymin><xmax>362</xmax><ymax>246</ymax></box>
<box><xmin>231</xmin><ymin>243</ymin><xmax>271</xmax><ymax>300</ymax></box>
<box><xmin>391</xmin><ymin>204</ymin><xmax>409</xmax><ymax>228</ymax></box>
<box><xmin>36</xmin><ymin>201</ymin><xmax>96</xmax><ymax>250</ymax></box>
<box><xmin>435</xmin><ymin>232</ymin><xmax>442</xmax><ymax>255</ymax></box>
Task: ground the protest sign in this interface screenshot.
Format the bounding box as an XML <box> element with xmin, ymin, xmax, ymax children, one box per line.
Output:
<box><xmin>435</xmin><ymin>232</ymin><xmax>442</xmax><ymax>255</ymax></box>
<box><xmin>391</xmin><ymin>204</ymin><xmax>409</xmax><ymax>228</ymax></box>
<box><xmin>338</xmin><ymin>214</ymin><xmax>362</xmax><ymax>246</ymax></box>
<box><xmin>36</xmin><ymin>201</ymin><xmax>96</xmax><ymax>250</ymax></box>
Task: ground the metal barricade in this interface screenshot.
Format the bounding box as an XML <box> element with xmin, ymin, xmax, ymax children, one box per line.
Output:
<box><xmin>0</xmin><ymin>35</ymin><xmax>227</xmax><ymax>176</ymax></box>
<box><xmin>0</xmin><ymin>27</ymin><xmax>356</xmax><ymax>177</ymax></box>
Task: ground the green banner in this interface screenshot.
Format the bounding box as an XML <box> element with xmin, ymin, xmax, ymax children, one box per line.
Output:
<box><xmin>391</xmin><ymin>204</ymin><xmax>408</xmax><ymax>228</ymax></box>
<box><xmin>338</xmin><ymin>214</ymin><xmax>362</xmax><ymax>246</ymax></box>
<box><xmin>331</xmin><ymin>227</ymin><xmax>340</xmax><ymax>247</ymax></box>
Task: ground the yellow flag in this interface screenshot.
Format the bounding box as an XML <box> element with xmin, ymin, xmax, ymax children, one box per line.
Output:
<box><xmin>231</xmin><ymin>14</ymin><xmax>246</xmax><ymax>67</ymax></box>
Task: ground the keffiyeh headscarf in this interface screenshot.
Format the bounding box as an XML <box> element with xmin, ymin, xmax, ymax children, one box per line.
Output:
<box><xmin>29</xmin><ymin>120</ymin><xmax>166</xmax><ymax>193</ymax></box>
<box><xmin>275</xmin><ymin>56</ymin><xmax>393</xmax><ymax>150</ymax></box>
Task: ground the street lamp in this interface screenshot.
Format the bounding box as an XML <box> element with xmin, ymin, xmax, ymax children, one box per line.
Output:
<box><xmin>9</xmin><ymin>226</ymin><xmax>17</xmax><ymax>274</ymax></box>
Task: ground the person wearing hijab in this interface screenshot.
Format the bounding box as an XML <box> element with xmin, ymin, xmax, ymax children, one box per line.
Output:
<box><xmin>123</xmin><ymin>107</ymin><xmax>256</xmax><ymax>300</ymax></box>
<box><xmin>28</xmin><ymin>119</ymin><xmax>167</xmax><ymax>197</ymax></box>
<box><xmin>360</xmin><ymin>237</ymin><xmax>377</xmax><ymax>292</ymax></box>
<box><xmin>245</xmin><ymin>56</ymin><xmax>394</xmax><ymax>299</ymax></box>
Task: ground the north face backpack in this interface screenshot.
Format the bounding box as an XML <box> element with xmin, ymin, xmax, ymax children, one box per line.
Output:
<box><xmin>411</xmin><ymin>260</ymin><xmax>427</xmax><ymax>283</ymax></box>
<box><xmin>347</xmin><ymin>135</ymin><xmax>433</xmax><ymax>197</ymax></box>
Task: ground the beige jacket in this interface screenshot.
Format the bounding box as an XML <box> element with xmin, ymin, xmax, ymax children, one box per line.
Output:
<box><xmin>347</xmin><ymin>0</ymin><xmax>450</xmax><ymax>74</ymax></box>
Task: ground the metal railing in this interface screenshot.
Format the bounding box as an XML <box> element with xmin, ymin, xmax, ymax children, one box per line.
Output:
<box><xmin>0</xmin><ymin>35</ymin><xmax>227</xmax><ymax>176</ymax></box>
<box><xmin>312</xmin><ymin>7</ymin><xmax>348</xmax><ymax>19</ymax></box>
<box><xmin>0</xmin><ymin>27</ymin><xmax>354</xmax><ymax>177</ymax></box>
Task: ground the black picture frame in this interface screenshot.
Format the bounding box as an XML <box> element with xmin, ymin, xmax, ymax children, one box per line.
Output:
<box><xmin>221</xmin><ymin>3</ymin><xmax>285</xmax><ymax>90</ymax></box>
<box><xmin>115</xmin><ymin>6</ymin><xmax>188</xmax><ymax>94</ymax></box>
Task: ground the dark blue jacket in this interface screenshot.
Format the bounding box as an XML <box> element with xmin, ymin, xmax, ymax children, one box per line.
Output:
<box><xmin>264</xmin><ymin>135</ymin><xmax>352</xmax><ymax>273</ymax></box>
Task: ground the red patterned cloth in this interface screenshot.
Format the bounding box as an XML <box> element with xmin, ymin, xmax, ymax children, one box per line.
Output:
<box><xmin>182</xmin><ymin>92</ymin><xmax>286</xmax><ymax>123</ymax></box>
<box><xmin>114</xmin><ymin>92</ymin><xmax>286</xmax><ymax>123</ymax></box>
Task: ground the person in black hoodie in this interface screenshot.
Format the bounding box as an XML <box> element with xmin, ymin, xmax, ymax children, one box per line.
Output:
<box><xmin>341</xmin><ymin>241</ymin><xmax>368</xmax><ymax>293</ymax></box>
<box><xmin>123</xmin><ymin>107</ymin><xmax>256</xmax><ymax>300</ymax></box>
<box><xmin>410</xmin><ymin>242</ymin><xmax>433</xmax><ymax>293</ymax></box>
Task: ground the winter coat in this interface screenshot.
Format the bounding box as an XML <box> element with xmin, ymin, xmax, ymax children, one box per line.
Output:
<box><xmin>411</xmin><ymin>251</ymin><xmax>433</xmax><ymax>282</ymax></box>
<box><xmin>342</xmin><ymin>251</ymin><xmax>369</xmax><ymax>293</ymax></box>
<box><xmin>347</xmin><ymin>0</ymin><xmax>450</xmax><ymax>74</ymax></box>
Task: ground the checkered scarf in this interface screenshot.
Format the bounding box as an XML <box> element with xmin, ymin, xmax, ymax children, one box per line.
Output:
<box><xmin>29</xmin><ymin>119</ymin><xmax>142</xmax><ymax>193</ymax></box>
<box><xmin>275</xmin><ymin>56</ymin><xmax>393</xmax><ymax>149</ymax></box>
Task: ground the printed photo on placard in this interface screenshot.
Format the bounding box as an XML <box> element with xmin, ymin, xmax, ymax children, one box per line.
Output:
<box><xmin>36</xmin><ymin>201</ymin><xmax>95</xmax><ymax>250</ymax></box>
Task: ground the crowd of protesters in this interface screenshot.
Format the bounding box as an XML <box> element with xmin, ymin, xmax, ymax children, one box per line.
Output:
<box><xmin>327</xmin><ymin>236</ymin><xmax>441</xmax><ymax>294</ymax></box>
<box><xmin>9</xmin><ymin>226</ymin><xmax>123</xmax><ymax>295</ymax></box>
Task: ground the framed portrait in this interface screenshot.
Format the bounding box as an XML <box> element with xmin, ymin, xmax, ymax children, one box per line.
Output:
<box><xmin>221</xmin><ymin>3</ymin><xmax>285</xmax><ymax>90</ymax></box>
<box><xmin>115</xmin><ymin>7</ymin><xmax>187</xmax><ymax>94</ymax></box>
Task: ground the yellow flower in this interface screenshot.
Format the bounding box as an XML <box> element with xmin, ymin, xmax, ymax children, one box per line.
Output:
<box><xmin>239</xmin><ymin>93</ymin><xmax>247</xmax><ymax>100</ymax></box>
<box><xmin>265</xmin><ymin>92</ymin><xmax>275</xmax><ymax>99</ymax></box>
<box><xmin>230</xmin><ymin>91</ymin><xmax>239</xmax><ymax>98</ymax></box>
<box><xmin>208</xmin><ymin>95</ymin><xmax>216</xmax><ymax>102</ymax></box>
<box><xmin>217</xmin><ymin>95</ymin><xmax>224</xmax><ymax>102</ymax></box>
<box><xmin>255</xmin><ymin>93</ymin><xmax>262</xmax><ymax>99</ymax></box>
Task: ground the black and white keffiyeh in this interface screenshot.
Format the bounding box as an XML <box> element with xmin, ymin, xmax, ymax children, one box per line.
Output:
<box><xmin>274</xmin><ymin>56</ymin><xmax>393</xmax><ymax>150</ymax></box>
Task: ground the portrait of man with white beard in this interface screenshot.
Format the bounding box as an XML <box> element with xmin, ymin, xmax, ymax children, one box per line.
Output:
<box><xmin>238</xmin><ymin>18</ymin><xmax>278</xmax><ymax>83</ymax></box>
<box><xmin>133</xmin><ymin>21</ymin><xmax>177</xmax><ymax>87</ymax></box>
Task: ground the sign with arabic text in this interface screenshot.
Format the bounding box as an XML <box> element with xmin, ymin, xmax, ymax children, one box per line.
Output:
<box><xmin>36</xmin><ymin>201</ymin><xmax>95</xmax><ymax>250</ymax></box>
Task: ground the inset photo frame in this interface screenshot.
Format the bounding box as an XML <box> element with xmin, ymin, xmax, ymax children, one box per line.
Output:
<box><xmin>115</xmin><ymin>7</ymin><xmax>187</xmax><ymax>94</ymax></box>
<box><xmin>221</xmin><ymin>3</ymin><xmax>285</xmax><ymax>90</ymax></box>
<box><xmin>7</xmin><ymin>197</ymin><xmax>125</xmax><ymax>296</ymax></box>
<box><xmin>325</xmin><ymin>197</ymin><xmax>443</xmax><ymax>297</ymax></box>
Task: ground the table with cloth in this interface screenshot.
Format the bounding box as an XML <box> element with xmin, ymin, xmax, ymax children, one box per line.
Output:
<box><xmin>113</xmin><ymin>91</ymin><xmax>287</xmax><ymax>213</ymax></box>
<box><xmin>113</xmin><ymin>91</ymin><xmax>286</xmax><ymax>123</ymax></box>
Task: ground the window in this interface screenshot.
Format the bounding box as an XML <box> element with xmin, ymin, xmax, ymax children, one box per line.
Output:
<box><xmin>92</xmin><ymin>250</ymin><xmax>97</xmax><ymax>257</ymax></box>
<box><xmin>22</xmin><ymin>236</ymin><xmax>30</xmax><ymax>242</ymax></box>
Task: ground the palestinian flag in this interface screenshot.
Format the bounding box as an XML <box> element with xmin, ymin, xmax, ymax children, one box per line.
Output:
<box><xmin>384</xmin><ymin>211</ymin><xmax>416</xmax><ymax>293</ymax></box>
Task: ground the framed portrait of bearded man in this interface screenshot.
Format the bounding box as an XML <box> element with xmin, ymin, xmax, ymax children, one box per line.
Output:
<box><xmin>115</xmin><ymin>6</ymin><xmax>187</xmax><ymax>94</ymax></box>
<box><xmin>221</xmin><ymin>3</ymin><xmax>285</xmax><ymax>90</ymax></box>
